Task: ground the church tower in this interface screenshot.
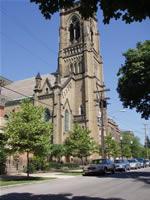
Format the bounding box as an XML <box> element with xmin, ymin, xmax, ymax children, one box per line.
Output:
<box><xmin>53</xmin><ymin>3</ymin><xmax>106</xmax><ymax>146</ymax></box>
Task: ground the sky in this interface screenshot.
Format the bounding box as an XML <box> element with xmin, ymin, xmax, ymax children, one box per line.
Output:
<box><xmin>0</xmin><ymin>0</ymin><xmax>150</xmax><ymax>144</ymax></box>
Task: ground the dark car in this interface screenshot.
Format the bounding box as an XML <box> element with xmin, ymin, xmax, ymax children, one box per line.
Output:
<box><xmin>83</xmin><ymin>159</ymin><xmax>115</xmax><ymax>175</ymax></box>
<box><xmin>114</xmin><ymin>159</ymin><xmax>130</xmax><ymax>172</ymax></box>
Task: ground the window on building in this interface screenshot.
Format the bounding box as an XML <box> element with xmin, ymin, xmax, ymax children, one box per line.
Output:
<box><xmin>46</xmin><ymin>88</ymin><xmax>49</xmax><ymax>94</ymax></box>
<box><xmin>64</xmin><ymin>109</ymin><xmax>69</xmax><ymax>132</ymax></box>
<box><xmin>44</xmin><ymin>108</ymin><xmax>51</xmax><ymax>121</ymax></box>
<box><xmin>70</xmin><ymin>63</ymin><xmax>74</xmax><ymax>73</ymax></box>
<box><xmin>69</xmin><ymin>16</ymin><xmax>80</xmax><ymax>43</ymax></box>
<box><xmin>79</xmin><ymin>105</ymin><xmax>84</xmax><ymax>115</ymax></box>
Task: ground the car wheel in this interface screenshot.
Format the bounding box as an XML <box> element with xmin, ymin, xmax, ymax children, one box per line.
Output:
<box><xmin>111</xmin><ymin>168</ymin><xmax>115</xmax><ymax>174</ymax></box>
<box><xmin>124</xmin><ymin>167</ymin><xmax>127</xmax><ymax>172</ymax></box>
<box><xmin>103</xmin><ymin>167</ymin><xmax>107</xmax><ymax>174</ymax></box>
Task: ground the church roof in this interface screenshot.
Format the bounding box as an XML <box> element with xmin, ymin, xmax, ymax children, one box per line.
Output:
<box><xmin>1</xmin><ymin>74</ymin><xmax>56</xmax><ymax>101</ymax></box>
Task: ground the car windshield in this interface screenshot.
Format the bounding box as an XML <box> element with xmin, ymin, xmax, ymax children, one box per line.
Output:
<box><xmin>128</xmin><ymin>160</ymin><xmax>136</xmax><ymax>163</ymax></box>
<box><xmin>91</xmin><ymin>159</ymin><xmax>107</xmax><ymax>164</ymax></box>
<box><xmin>114</xmin><ymin>160</ymin><xmax>124</xmax><ymax>163</ymax></box>
<box><xmin>137</xmin><ymin>158</ymin><xmax>143</xmax><ymax>162</ymax></box>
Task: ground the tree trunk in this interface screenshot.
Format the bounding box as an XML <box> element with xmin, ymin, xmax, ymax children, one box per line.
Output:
<box><xmin>27</xmin><ymin>151</ymin><xmax>30</xmax><ymax>178</ymax></box>
<box><xmin>81</xmin><ymin>157</ymin><xmax>84</xmax><ymax>165</ymax></box>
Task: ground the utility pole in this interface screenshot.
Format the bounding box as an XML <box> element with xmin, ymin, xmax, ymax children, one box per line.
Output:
<box><xmin>94</xmin><ymin>86</ymin><xmax>110</xmax><ymax>158</ymax></box>
<box><xmin>144</xmin><ymin>124</ymin><xmax>149</xmax><ymax>159</ymax></box>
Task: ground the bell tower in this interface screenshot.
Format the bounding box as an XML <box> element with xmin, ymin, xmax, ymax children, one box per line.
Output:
<box><xmin>56</xmin><ymin>3</ymin><xmax>106</xmax><ymax>145</ymax></box>
<box><xmin>58</xmin><ymin>3</ymin><xmax>103</xmax><ymax>81</ymax></box>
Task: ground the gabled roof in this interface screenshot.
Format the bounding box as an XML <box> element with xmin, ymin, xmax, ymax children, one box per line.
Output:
<box><xmin>1</xmin><ymin>74</ymin><xmax>55</xmax><ymax>101</ymax></box>
<box><xmin>1</xmin><ymin>74</ymin><xmax>69</xmax><ymax>102</ymax></box>
<box><xmin>0</xmin><ymin>75</ymin><xmax>13</xmax><ymax>85</ymax></box>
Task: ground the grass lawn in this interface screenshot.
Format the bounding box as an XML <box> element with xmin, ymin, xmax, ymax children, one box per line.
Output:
<box><xmin>0</xmin><ymin>176</ymin><xmax>54</xmax><ymax>187</ymax></box>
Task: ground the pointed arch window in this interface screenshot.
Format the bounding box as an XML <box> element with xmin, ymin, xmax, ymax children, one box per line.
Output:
<box><xmin>69</xmin><ymin>16</ymin><xmax>80</xmax><ymax>43</ymax></box>
<box><xmin>64</xmin><ymin>109</ymin><xmax>69</xmax><ymax>132</ymax></box>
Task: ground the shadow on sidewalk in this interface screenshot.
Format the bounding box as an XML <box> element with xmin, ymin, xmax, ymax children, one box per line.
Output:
<box><xmin>0</xmin><ymin>193</ymin><xmax>125</xmax><ymax>200</ymax></box>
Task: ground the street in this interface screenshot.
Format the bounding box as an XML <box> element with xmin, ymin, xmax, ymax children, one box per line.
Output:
<box><xmin>1</xmin><ymin>167</ymin><xmax>150</xmax><ymax>200</ymax></box>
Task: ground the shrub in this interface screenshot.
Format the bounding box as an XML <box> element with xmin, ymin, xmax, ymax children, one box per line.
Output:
<box><xmin>0</xmin><ymin>147</ymin><xmax>7</xmax><ymax>175</ymax></box>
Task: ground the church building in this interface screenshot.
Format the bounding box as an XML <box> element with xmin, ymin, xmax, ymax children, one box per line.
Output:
<box><xmin>1</xmin><ymin>3</ymin><xmax>108</xmax><ymax>161</ymax></box>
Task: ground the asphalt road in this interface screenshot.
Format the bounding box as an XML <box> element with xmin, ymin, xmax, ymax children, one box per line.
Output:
<box><xmin>1</xmin><ymin>167</ymin><xmax>150</xmax><ymax>200</ymax></box>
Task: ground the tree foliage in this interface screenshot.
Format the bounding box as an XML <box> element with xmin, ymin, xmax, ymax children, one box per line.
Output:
<box><xmin>117</xmin><ymin>40</ymin><xmax>150</xmax><ymax>120</ymax></box>
<box><xmin>30</xmin><ymin>0</ymin><xmax>150</xmax><ymax>24</ymax></box>
<box><xmin>5</xmin><ymin>99</ymin><xmax>52</xmax><ymax>176</ymax></box>
<box><xmin>65</xmin><ymin>124</ymin><xmax>98</xmax><ymax>163</ymax></box>
<box><xmin>0</xmin><ymin>126</ymin><xmax>8</xmax><ymax>174</ymax></box>
<box><xmin>121</xmin><ymin>131</ymin><xmax>143</xmax><ymax>158</ymax></box>
<box><xmin>50</xmin><ymin>144</ymin><xmax>65</xmax><ymax>162</ymax></box>
<box><xmin>104</xmin><ymin>134</ymin><xmax>120</xmax><ymax>158</ymax></box>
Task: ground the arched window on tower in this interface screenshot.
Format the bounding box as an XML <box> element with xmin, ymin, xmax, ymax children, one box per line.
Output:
<box><xmin>69</xmin><ymin>23</ymin><xmax>74</xmax><ymax>42</ymax></box>
<box><xmin>75</xmin><ymin>21</ymin><xmax>80</xmax><ymax>40</ymax></box>
<box><xmin>69</xmin><ymin>16</ymin><xmax>80</xmax><ymax>43</ymax></box>
<box><xmin>64</xmin><ymin>109</ymin><xmax>69</xmax><ymax>132</ymax></box>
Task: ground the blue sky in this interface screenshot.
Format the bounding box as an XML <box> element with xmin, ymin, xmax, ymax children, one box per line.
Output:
<box><xmin>0</xmin><ymin>0</ymin><xmax>150</xmax><ymax>143</ymax></box>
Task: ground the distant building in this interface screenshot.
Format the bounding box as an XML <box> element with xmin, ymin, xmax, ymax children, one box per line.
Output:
<box><xmin>107</xmin><ymin>118</ymin><xmax>121</xmax><ymax>142</ymax></box>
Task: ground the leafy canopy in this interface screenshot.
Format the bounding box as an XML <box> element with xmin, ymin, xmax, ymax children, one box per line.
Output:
<box><xmin>117</xmin><ymin>40</ymin><xmax>150</xmax><ymax>120</ymax></box>
<box><xmin>30</xmin><ymin>0</ymin><xmax>150</xmax><ymax>24</ymax></box>
<box><xmin>65</xmin><ymin>124</ymin><xmax>98</xmax><ymax>159</ymax></box>
<box><xmin>104</xmin><ymin>134</ymin><xmax>120</xmax><ymax>158</ymax></box>
<box><xmin>5</xmin><ymin>99</ymin><xmax>52</xmax><ymax>155</ymax></box>
<box><xmin>50</xmin><ymin>144</ymin><xmax>65</xmax><ymax>161</ymax></box>
<box><xmin>121</xmin><ymin>131</ymin><xmax>143</xmax><ymax>158</ymax></box>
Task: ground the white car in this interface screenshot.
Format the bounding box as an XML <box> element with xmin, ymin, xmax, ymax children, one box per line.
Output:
<box><xmin>128</xmin><ymin>159</ymin><xmax>139</xmax><ymax>169</ymax></box>
<box><xmin>83</xmin><ymin>159</ymin><xmax>115</xmax><ymax>175</ymax></box>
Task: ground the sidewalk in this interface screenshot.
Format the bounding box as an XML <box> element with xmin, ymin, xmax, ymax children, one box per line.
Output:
<box><xmin>20</xmin><ymin>172</ymin><xmax>77</xmax><ymax>179</ymax></box>
<box><xmin>1</xmin><ymin>170</ymin><xmax>82</xmax><ymax>179</ymax></box>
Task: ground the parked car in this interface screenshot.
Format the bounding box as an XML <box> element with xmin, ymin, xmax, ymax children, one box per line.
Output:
<box><xmin>128</xmin><ymin>159</ymin><xmax>139</xmax><ymax>169</ymax></box>
<box><xmin>114</xmin><ymin>159</ymin><xmax>130</xmax><ymax>172</ymax></box>
<box><xmin>136</xmin><ymin>158</ymin><xmax>146</xmax><ymax>168</ymax></box>
<box><xmin>83</xmin><ymin>159</ymin><xmax>115</xmax><ymax>175</ymax></box>
<box><xmin>136</xmin><ymin>159</ymin><xmax>142</xmax><ymax>168</ymax></box>
<box><xmin>144</xmin><ymin>159</ymin><xmax>150</xmax><ymax>167</ymax></box>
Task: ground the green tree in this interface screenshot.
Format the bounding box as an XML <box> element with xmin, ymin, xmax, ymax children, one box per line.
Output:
<box><xmin>121</xmin><ymin>132</ymin><xmax>133</xmax><ymax>158</ymax></box>
<box><xmin>50</xmin><ymin>144</ymin><xmax>65</xmax><ymax>162</ymax></box>
<box><xmin>131</xmin><ymin>137</ymin><xmax>143</xmax><ymax>158</ymax></box>
<box><xmin>117</xmin><ymin>41</ymin><xmax>150</xmax><ymax>120</ymax></box>
<box><xmin>121</xmin><ymin>131</ymin><xmax>143</xmax><ymax>158</ymax></box>
<box><xmin>65</xmin><ymin>124</ymin><xmax>98</xmax><ymax>164</ymax></box>
<box><xmin>30</xmin><ymin>0</ymin><xmax>150</xmax><ymax>24</ymax></box>
<box><xmin>104</xmin><ymin>134</ymin><xmax>120</xmax><ymax>159</ymax></box>
<box><xmin>0</xmin><ymin>127</ymin><xmax>8</xmax><ymax>174</ymax></box>
<box><xmin>0</xmin><ymin>147</ymin><xmax>7</xmax><ymax>175</ymax></box>
<box><xmin>5</xmin><ymin>99</ymin><xmax>52</xmax><ymax>177</ymax></box>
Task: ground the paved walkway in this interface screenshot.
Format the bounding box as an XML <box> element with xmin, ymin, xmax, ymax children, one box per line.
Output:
<box><xmin>1</xmin><ymin>170</ymin><xmax>82</xmax><ymax>180</ymax></box>
<box><xmin>21</xmin><ymin>172</ymin><xmax>77</xmax><ymax>179</ymax></box>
